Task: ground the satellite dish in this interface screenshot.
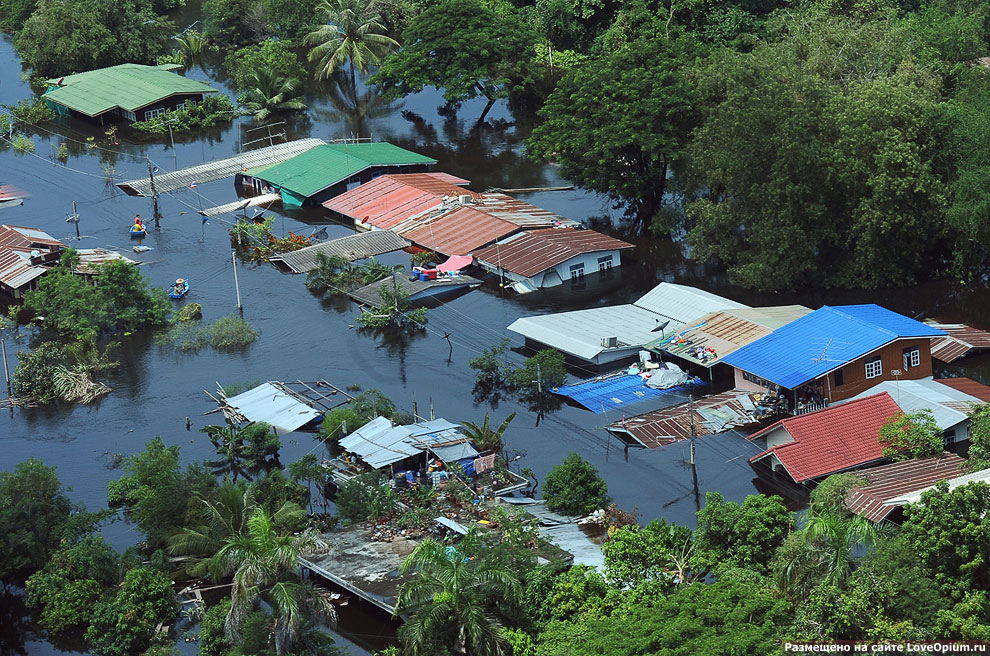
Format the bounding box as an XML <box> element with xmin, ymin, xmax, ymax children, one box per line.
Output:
<box><xmin>651</xmin><ymin>319</ymin><xmax>670</xmax><ymax>333</ymax></box>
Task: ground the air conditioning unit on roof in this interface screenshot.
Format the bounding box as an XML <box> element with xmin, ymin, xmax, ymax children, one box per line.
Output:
<box><xmin>601</xmin><ymin>336</ymin><xmax>618</xmax><ymax>348</ymax></box>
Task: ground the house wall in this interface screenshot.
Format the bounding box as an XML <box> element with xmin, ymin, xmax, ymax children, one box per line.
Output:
<box><xmin>764</xmin><ymin>426</ymin><xmax>795</xmax><ymax>450</ymax></box>
<box><xmin>480</xmin><ymin>249</ymin><xmax>624</xmax><ymax>290</ymax></box>
<box><xmin>824</xmin><ymin>338</ymin><xmax>933</xmax><ymax>402</ymax></box>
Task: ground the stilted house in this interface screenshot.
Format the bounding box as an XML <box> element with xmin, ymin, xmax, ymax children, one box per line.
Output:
<box><xmin>43</xmin><ymin>64</ymin><xmax>218</xmax><ymax>123</ymax></box>
<box><xmin>239</xmin><ymin>142</ymin><xmax>437</xmax><ymax>208</ymax></box>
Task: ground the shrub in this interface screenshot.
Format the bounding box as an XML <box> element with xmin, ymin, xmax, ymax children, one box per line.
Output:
<box><xmin>130</xmin><ymin>94</ymin><xmax>239</xmax><ymax>134</ymax></box>
<box><xmin>335</xmin><ymin>471</ymin><xmax>397</xmax><ymax>524</ymax></box>
<box><xmin>224</xmin><ymin>39</ymin><xmax>306</xmax><ymax>89</ymax></box>
<box><xmin>12</xmin><ymin>133</ymin><xmax>34</xmax><ymax>152</ymax></box>
<box><xmin>542</xmin><ymin>452</ymin><xmax>610</xmax><ymax>516</ymax></box>
<box><xmin>469</xmin><ymin>337</ymin><xmax>515</xmax><ymax>387</ymax></box>
<box><xmin>12</xmin><ymin>342</ymin><xmax>68</xmax><ymax>403</ymax></box>
<box><xmin>511</xmin><ymin>348</ymin><xmax>567</xmax><ymax>389</ymax></box>
<box><xmin>4</xmin><ymin>97</ymin><xmax>56</xmax><ymax>124</ymax></box>
<box><xmin>160</xmin><ymin>314</ymin><xmax>257</xmax><ymax>351</ymax></box>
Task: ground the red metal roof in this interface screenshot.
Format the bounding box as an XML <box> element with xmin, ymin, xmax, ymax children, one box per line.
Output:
<box><xmin>748</xmin><ymin>392</ymin><xmax>903</xmax><ymax>482</ymax></box>
<box><xmin>401</xmin><ymin>207</ymin><xmax>520</xmax><ymax>256</ymax></box>
<box><xmin>472</xmin><ymin>228</ymin><xmax>634</xmax><ymax>278</ymax></box>
<box><xmin>322</xmin><ymin>173</ymin><xmax>474</xmax><ymax>229</ymax></box>
<box><xmin>929</xmin><ymin>323</ymin><xmax>990</xmax><ymax>362</ymax></box>
<box><xmin>935</xmin><ymin>377</ymin><xmax>990</xmax><ymax>403</ymax></box>
<box><xmin>0</xmin><ymin>224</ymin><xmax>64</xmax><ymax>249</ymax></box>
<box><xmin>0</xmin><ymin>224</ymin><xmax>65</xmax><ymax>291</ymax></box>
<box><xmin>845</xmin><ymin>452</ymin><xmax>966</xmax><ymax>522</ymax></box>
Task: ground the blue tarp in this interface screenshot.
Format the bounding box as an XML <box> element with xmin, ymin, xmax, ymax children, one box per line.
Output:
<box><xmin>722</xmin><ymin>305</ymin><xmax>945</xmax><ymax>389</ymax></box>
<box><xmin>552</xmin><ymin>373</ymin><xmax>698</xmax><ymax>413</ymax></box>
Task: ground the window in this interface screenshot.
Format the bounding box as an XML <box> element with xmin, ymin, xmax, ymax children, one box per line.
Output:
<box><xmin>865</xmin><ymin>357</ymin><xmax>882</xmax><ymax>379</ymax></box>
<box><xmin>834</xmin><ymin>368</ymin><xmax>844</xmax><ymax>387</ymax></box>
<box><xmin>903</xmin><ymin>347</ymin><xmax>921</xmax><ymax>369</ymax></box>
<box><xmin>597</xmin><ymin>254</ymin><xmax>613</xmax><ymax>272</ymax></box>
<box><xmin>569</xmin><ymin>263</ymin><xmax>584</xmax><ymax>280</ymax></box>
<box><xmin>120</xmin><ymin>109</ymin><xmax>136</xmax><ymax>121</ymax></box>
<box><xmin>143</xmin><ymin>107</ymin><xmax>166</xmax><ymax>121</ymax></box>
<box><xmin>944</xmin><ymin>429</ymin><xmax>956</xmax><ymax>447</ymax></box>
<box><xmin>742</xmin><ymin>371</ymin><xmax>776</xmax><ymax>389</ymax></box>
<box><xmin>175</xmin><ymin>102</ymin><xmax>185</xmax><ymax>112</ymax></box>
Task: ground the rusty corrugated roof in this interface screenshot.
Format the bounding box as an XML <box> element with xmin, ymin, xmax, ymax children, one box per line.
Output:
<box><xmin>400</xmin><ymin>207</ymin><xmax>520</xmax><ymax>256</ymax></box>
<box><xmin>927</xmin><ymin>322</ymin><xmax>990</xmax><ymax>362</ymax></box>
<box><xmin>322</xmin><ymin>173</ymin><xmax>474</xmax><ymax>229</ymax></box>
<box><xmin>935</xmin><ymin>377</ymin><xmax>990</xmax><ymax>402</ymax></box>
<box><xmin>472</xmin><ymin>228</ymin><xmax>634</xmax><ymax>278</ymax></box>
<box><xmin>845</xmin><ymin>453</ymin><xmax>966</xmax><ymax>522</ymax></box>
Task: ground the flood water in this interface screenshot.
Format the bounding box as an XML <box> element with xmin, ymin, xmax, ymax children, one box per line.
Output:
<box><xmin>3</xmin><ymin>28</ymin><xmax>990</xmax><ymax>656</ymax></box>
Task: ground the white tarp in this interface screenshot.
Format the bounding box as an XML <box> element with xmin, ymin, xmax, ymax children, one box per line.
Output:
<box><xmin>644</xmin><ymin>362</ymin><xmax>690</xmax><ymax>389</ymax></box>
<box><xmin>225</xmin><ymin>382</ymin><xmax>320</xmax><ymax>433</ymax></box>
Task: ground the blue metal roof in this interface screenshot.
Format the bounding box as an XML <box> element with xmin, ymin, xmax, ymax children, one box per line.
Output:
<box><xmin>552</xmin><ymin>373</ymin><xmax>701</xmax><ymax>413</ymax></box>
<box><xmin>721</xmin><ymin>305</ymin><xmax>945</xmax><ymax>389</ymax></box>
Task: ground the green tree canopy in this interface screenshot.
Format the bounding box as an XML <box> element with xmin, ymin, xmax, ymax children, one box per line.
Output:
<box><xmin>601</xmin><ymin>518</ymin><xmax>694</xmax><ymax>588</ymax></box>
<box><xmin>0</xmin><ymin>459</ymin><xmax>76</xmax><ymax>584</ymax></box>
<box><xmin>528</xmin><ymin>29</ymin><xmax>703</xmax><ymax>228</ymax></box>
<box><xmin>542</xmin><ymin>452</ymin><xmax>610</xmax><ymax>516</ymax></box>
<box><xmin>306</xmin><ymin>0</ymin><xmax>399</xmax><ymax>85</ymax></box>
<box><xmin>15</xmin><ymin>0</ymin><xmax>171</xmax><ymax>77</ymax></box>
<box><xmin>962</xmin><ymin>402</ymin><xmax>990</xmax><ymax>472</ymax></box>
<box><xmin>84</xmin><ymin>567</ymin><xmax>178</xmax><ymax>656</ymax></box>
<box><xmin>878</xmin><ymin>409</ymin><xmax>945</xmax><ymax>460</ymax></box>
<box><xmin>371</xmin><ymin>0</ymin><xmax>540</xmax><ymax>120</ymax></box>
<box><xmin>693</xmin><ymin>491</ymin><xmax>793</xmax><ymax>575</ymax></box>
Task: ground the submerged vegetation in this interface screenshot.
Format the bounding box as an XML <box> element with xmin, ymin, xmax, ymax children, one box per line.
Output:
<box><xmin>159</xmin><ymin>313</ymin><xmax>258</xmax><ymax>351</ymax></box>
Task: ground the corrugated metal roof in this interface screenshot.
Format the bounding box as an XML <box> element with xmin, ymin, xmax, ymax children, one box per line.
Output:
<box><xmin>73</xmin><ymin>248</ymin><xmax>137</xmax><ymax>275</ymax></box>
<box><xmin>472</xmin><ymin>228</ymin><xmax>633</xmax><ymax>278</ymax></box>
<box><xmin>252</xmin><ymin>143</ymin><xmax>436</xmax><ymax>199</ymax></box>
<box><xmin>322</xmin><ymin>173</ymin><xmax>473</xmax><ymax>228</ymax></box>
<box><xmin>118</xmin><ymin>138</ymin><xmax>326</xmax><ymax>196</ymax></box>
<box><xmin>400</xmin><ymin>207</ymin><xmax>519</xmax><ymax>256</ymax></box>
<box><xmin>0</xmin><ymin>250</ymin><xmax>44</xmax><ymax>289</ymax></box>
<box><xmin>605</xmin><ymin>391</ymin><xmax>763</xmax><ymax>448</ymax></box>
<box><xmin>339</xmin><ymin>417</ymin><xmax>475</xmax><ymax>469</ymax></box>
<box><xmin>885</xmin><ymin>466</ymin><xmax>990</xmax><ymax>506</ymax></box>
<box><xmin>472</xmin><ymin>193</ymin><xmax>579</xmax><ymax>228</ymax></box>
<box><xmin>347</xmin><ymin>272</ymin><xmax>481</xmax><ymax>308</ymax></box>
<box><xmin>722</xmin><ymin>305</ymin><xmax>946</xmax><ymax>390</ymax></box>
<box><xmin>506</xmin><ymin>283</ymin><xmax>747</xmax><ymax>363</ymax></box>
<box><xmin>200</xmin><ymin>193</ymin><xmax>281</xmax><ymax>217</ymax></box>
<box><xmin>225</xmin><ymin>382</ymin><xmax>321</xmax><ymax>433</ymax></box>
<box><xmin>749</xmin><ymin>392</ymin><xmax>903</xmax><ymax>482</ymax></box>
<box><xmin>845</xmin><ymin>453</ymin><xmax>967</xmax><ymax>522</ymax></box>
<box><xmin>43</xmin><ymin>64</ymin><xmax>217</xmax><ymax>117</ymax></box>
<box><xmin>552</xmin><ymin>371</ymin><xmax>697</xmax><ymax>413</ymax></box>
<box><xmin>935</xmin><ymin>377</ymin><xmax>990</xmax><ymax>402</ymax></box>
<box><xmin>927</xmin><ymin>322</ymin><xmax>990</xmax><ymax>363</ymax></box>
<box><xmin>0</xmin><ymin>224</ymin><xmax>65</xmax><ymax>291</ymax></box>
<box><xmin>0</xmin><ymin>224</ymin><xmax>63</xmax><ymax>249</ymax></box>
<box><xmin>648</xmin><ymin>306</ymin><xmax>811</xmax><ymax>367</ymax></box>
<box><xmin>845</xmin><ymin>379</ymin><xmax>983</xmax><ymax>430</ymax></box>
<box><xmin>269</xmin><ymin>231</ymin><xmax>410</xmax><ymax>273</ymax></box>
<box><xmin>633</xmin><ymin>282</ymin><xmax>748</xmax><ymax>319</ymax></box>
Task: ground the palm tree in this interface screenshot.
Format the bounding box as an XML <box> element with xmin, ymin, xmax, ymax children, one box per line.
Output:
<box><xmin>306</xmin><ymin>0</ymin><xmax>399</xmax><ymax>87</ymax></box>
<box><xmin>174</xmin><ymin>30</ymin><xmax>209</xmax><ymax>66</ymax></box>
<box><xmin>167</xmin><ymin>483</ymin><xmax>306</xmax><ymax>578</ymax></box>
<box><xmin>396</xmin><ymin>537</ymin><xmax>522</xmax><ymax>656</ymax></box>
<box><xmin>209</xmin><ymin>508</ymin><xmax>335</xmax><ymax>655</ymax></box>
<box><xmin>802</xmin><ymin>512</ymin><xmax>878</xmax><ymax>588</ymax></box>
<box><xmin>240</xmin><ymin>66</ymin><xmax>307</xmax><ymax>121</ymax></box>
<box><xmin>460</xmin><ymin>412</ymin><xmax>516</xmax><ymax>453</ymax></box>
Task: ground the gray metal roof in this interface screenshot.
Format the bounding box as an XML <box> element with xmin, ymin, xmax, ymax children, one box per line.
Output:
<box><xmin>117</xmin><ymin>138</ymin><xmax>326</xmax><ymax>196</ymax></box>
<box><xmin>348</xmin><ymin>273</ymin><xmax>481</xmax><ymax>309</ymax></box>
<box><xmin>269</xmin><ymin>230</ymin><xmax>410</xmax><ymax>273</ymax></box>
<box><xmin>499</xmin><ymin>499</ymin><xmax>604</xmax><ymax>569</ymax></box>
<box><xmin>432</xmin><ymin>442</ymin><xmax>479</xmax><ymax>462</ymax></box>
<box><xmin>225</xmin><ymin>382</ymin><xmax>321</xmax><ymax>433</ymax></box>
<box><xmin>507</xmin><ymin>283</ymin><xmax>747</xmax><ymax>363</ymax></box>
<box><xmin>846</xmin><ymin>379</ymin><xmax>983</xmax><ymax>431</ymax></box>
<box><xmin>200</xmin><ymin>193</ymin><xmax>281</xmax><ymax>217</ymax></box>
<box><xmin>338</xmin><ymin>417</ymin><xmax>473</xmax><ymax>469</ymax></box>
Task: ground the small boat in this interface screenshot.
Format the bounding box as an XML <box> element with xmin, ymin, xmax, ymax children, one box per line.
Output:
<box><xmin>168</xmin><ymin>278</ymin><xmax>189</xmax><ymax>299</ymax></box>
<box><xmin>0</xmin><ymin>184</ymin><xmax>28</xmax><ymax>209</ymax></box>
<box><xmin>129</xmin><ymin>225</ymin><xmax>147</xmax><ymax>237</ymax></box>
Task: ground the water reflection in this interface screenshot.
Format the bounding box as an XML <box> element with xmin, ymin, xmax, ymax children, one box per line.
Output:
<box><xmin>312</xmin><ymin>73</ymin><xmax>403</xmax><ymax>139</ymax></box>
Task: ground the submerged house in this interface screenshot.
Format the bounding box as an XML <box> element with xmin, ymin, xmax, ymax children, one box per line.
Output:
<box><xmin>722</xmin><ymin>304</ymin><xmax>946</xmax><ymax>410</ymax></box>
<box><xmin>747</xmin><ymin>392</ymin><xmax>904</xmax><ymax>484</ymax></box>
<box><xmin>43</xmin><ymin>63</ymin><xmax>218</xmax><ymax>123</ymax></box>
<box><xmin>239</xmin><ymin>143</ymin><xmax>437</xmax><ymax>208</ymax></box>
<box><xmin>471</xmin><ymin>228</ymin><xmax>634</xmax><ymax>293</ymax></box>
<box><xmin>844</xmin><ymin>453</ymin><xmax>968</xmax><ymax>523</ymax></box>
<box><xmin>507</xmin><ymin>282</ymin><xmax>747</xmax><ymax>365</ymax></box>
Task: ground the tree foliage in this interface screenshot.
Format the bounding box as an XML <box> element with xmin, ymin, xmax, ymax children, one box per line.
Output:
<box><xmin>225</xmin><ymin>40</ymin><xmax>307</xmax><ymax>90</ymax></box>
<box><xmin>0</xmin><ymin>459</ymin><xmax>76</xmax><ymax>584</ymax></box>
<box><xmin>878</xmin><ymin>409</ymin><xmax>944</xmax><ymax>461</ymax></box>
<box><xmin>306</xmin><ymin>0</ymin><xmax>399</xmax><ymax>85</ymax></box>
<box><xmin>693</xmin><ymin>491</ymin><xmax>793</xmax><ymax>575</ymax></box>
<box><xmin>84</xmin><ymin>567</ymin><xmax>178</xmax><ymax>656</ymax></box>
<box><xmin>372</xmin><ymin>0</ymin><xmax>540</xmax><ymax>120</ymax></box>
<box><xmin>511</xmin><ymin>349</ymin><xmax>567</xmax><ymax>390</ymax></box>
<box><xmin>542</xmin><ymin>452</ymin><xmax>610</xmax><ymax>516</ymax></box>
<box><xmin>14</xmin><ymin>0</ymin><xmax>170</xmax><ymax>77</ymax></box>
<box><xmin>963</xmin><ymin>402</ymin><xmax>990</xmax><ymax>472</ymax></box>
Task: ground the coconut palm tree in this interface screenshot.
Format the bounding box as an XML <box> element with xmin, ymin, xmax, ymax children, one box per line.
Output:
<box><xmin>167</xmin><ymin>482</ymin><xmax>306</xmax><ymax>578</ymax></box>
<box><xmin>396</xmin><ymin>536</ymin><xmax>522</xmax><ymax>656</ymax></box>
<box><xmin>174</xmin><ymin>30</ymin><xmax>209</xmax><ymax>66</ymax></box>
<box><xmin>209</xmin><ymin>508</ymin><xmax>335</xmax><ymax>655</ymax></box>
<box><xmin>460</xmin><ymin>412</ymin><xmax>516</xmax><ymax>453</ymax></box>
<box><xmin>803</xmin><ymin>512</ymin><xmax>879</xmax><ymax>588</ymax></box>
<box><xmin>240</xmin><ymin>66</ymin><xmax>307</xmax><ymax>121</ymax></box>
<box><xmin>306</xmin><ymin>0</ymin><xmax>399</xmax><ymax>87</ymax></box>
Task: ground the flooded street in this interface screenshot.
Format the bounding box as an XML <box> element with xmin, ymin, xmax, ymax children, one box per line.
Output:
<box><xmin>3</xmin><ymin>29</ymin><xmax>990</xmax><ymax>655</ymax></box>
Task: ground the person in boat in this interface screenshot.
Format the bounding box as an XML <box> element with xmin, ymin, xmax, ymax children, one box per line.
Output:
<box><xmin>134</xmin><ymin>214</ymin><xmax>142</xmax><ymax>227</ymax></box>
<box><xmin>173</xmin><ymin>278</ymin><xmax>185</xmax><ymax>295</ymax></box>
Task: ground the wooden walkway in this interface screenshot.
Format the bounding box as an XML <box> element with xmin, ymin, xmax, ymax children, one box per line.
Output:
<box><xmin>117</xmin><ymin>138</ymin><xmax>325</xmax><ymax>196</ymax></box>
<box><xmin>269</xmin><ymin>230</ymin><xmax>410</xmax><ymax>273</ymax></box>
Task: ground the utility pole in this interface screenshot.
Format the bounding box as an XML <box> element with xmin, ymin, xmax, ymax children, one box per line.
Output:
<box><xmin>689</xmin><ymin>393</ymin><xmax>696</xmax><ymax>466</ymax></box>
<box><xmin>231</xmin><ymin>251</ymin><xmax>242</xmax><ymax>310</ymax></box>
<box><xmin>391</xmin><ymin>270</ymin><xmax>398</xmax><ymax>325</ymax></box>
<box><xmin>1</xmin><ymin>339</ymin><xmax>11</xmax><ymax>399</ymax></box>
<box><xmin>146</xmin><ymin>156</ymin><xmax>161</xmax><ymax>229</ymax></box>
<box><xmin>71</xmin><ymin>200</ymin><xmax>79</xmax><ymax>238</ymax></box>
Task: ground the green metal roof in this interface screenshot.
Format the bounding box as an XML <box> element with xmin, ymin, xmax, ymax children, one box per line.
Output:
<box><xmin>42</xmin><ymin>64</ymin><xmax>218</xmax><ymax>118</ymax></box>
<box><xmin>251</xmin><ymin>143</ymin><xmax>437</xmax><ymax>199</ymax></box>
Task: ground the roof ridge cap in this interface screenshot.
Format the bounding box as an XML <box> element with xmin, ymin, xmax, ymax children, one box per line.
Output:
<box><xmin>825</xmin><ymin>304</ymin><xmax>900</xmax><ymax>339</ymax></box>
